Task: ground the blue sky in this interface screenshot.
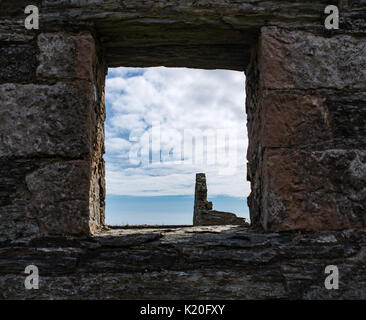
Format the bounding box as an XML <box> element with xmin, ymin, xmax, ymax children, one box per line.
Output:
<box><xmin>104</xmin><ymin>67</ymin><xmax>250</xmax><ymax>225</ymax></box>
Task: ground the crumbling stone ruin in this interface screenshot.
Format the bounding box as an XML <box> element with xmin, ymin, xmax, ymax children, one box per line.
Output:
<box><xmin>1</xmin><ymin>1</ymin><xmax>366</xmax><ymax>299</ymax></box>
<box><xmin>193</xmin><ymin>173</ymin><xmax>246</xmax><ymax>226</ymax></box>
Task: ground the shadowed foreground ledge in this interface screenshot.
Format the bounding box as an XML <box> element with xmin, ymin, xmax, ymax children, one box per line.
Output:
<box><xmin>1</xmin><ymin>225</ymin><xmax>366</xmax><ymax>299</ymax></box>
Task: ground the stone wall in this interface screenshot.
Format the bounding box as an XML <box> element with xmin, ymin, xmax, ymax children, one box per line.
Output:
<box><xmin>1</xmin><ymin>0</ymin><xmax>365</xmax><ymax>238</ymax></box>
<box><xmin>246</xmin><ymin>27</ymin><xmax>366</xmax><ymax>231</ymax></box>
<box><xmin>0</xmin><ymin>24</ymin><xmax>107</xmax><ymax>240</ymax></box>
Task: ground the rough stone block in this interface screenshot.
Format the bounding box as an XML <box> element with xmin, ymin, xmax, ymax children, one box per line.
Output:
<box><xmin>0</xmin><ymin>156</ymin><xmax>102</xmax><ymax>240</ymax></box>
<box><xmin>0</xmin><ymin>82</ymin><xmax>95</xmax><ymax>158</ymax></box>
<box><xmin>37</xmin><ymin>32</ymin><xmax>97</xmax><ymax>81</ymax></box>
<box><xmin>25</xmin><ymin>160</ymin><xmax>91</xmax><ymax>235</ymax></box>
<box><xmin>260</xmin><ymin>149</ymin><xmax>366</xmax><ymax>231</ymax></box>
<box><xmin>259</xmin><ymin>27</ymin><xmax>366</xmax><ymax>90</ymax></box>
<box><xmin>0</xmin><ymin>44</ymin><xmax>35</xmax><ymax>82</ymax></box>
<box><xmin>260</xmin><ymin>93</ymin><xmax>330</xmax><ymax>147</ymax></box>
<box><xmin>325</xmin><ymin>92</ymin><xmax>366</xmax><ymax>147</ymax></box>
<box><xmin>0</xmin><ymin>158</ymin><xmax>42</xmax><ymax>242</ymax></box>
<box><xmin>0</xmin><ymin>204</ymin><xmax>39</xmax><ymax>242</ymax></box>
<box><xmin>259</xmin><ymin>92</ymin><xmax>366</xmax><ymax>148</ymax></box>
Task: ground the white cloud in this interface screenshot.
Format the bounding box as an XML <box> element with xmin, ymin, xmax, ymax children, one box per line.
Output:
<box><xmin>105</xmin><ymin>67</ymin><xmax>250</xmax><ymax>198</ymax></box>
<box><xmin>105</xmin><ymin>137</ymin><xmax>131</xmax><ymax>157</ymax></box>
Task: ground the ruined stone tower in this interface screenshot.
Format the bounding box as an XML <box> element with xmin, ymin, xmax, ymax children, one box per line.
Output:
<box><xmin>193</xmin><ymin>173</ymin><xmax>246</xmax><ymax>226</ymax></box>
<box><xmin>193</xmin><ymin>173</ymin><xmax>212</xmax><ymax>225</ymax></box>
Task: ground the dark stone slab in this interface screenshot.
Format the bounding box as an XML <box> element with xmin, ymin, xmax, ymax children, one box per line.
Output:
<box><xmin>0</xmin><ymin>44</ymin><xmax>35</xmax><ymax>83</ymax></box>
<box><xmin>0</xmin><ymin>226</ymin><xmax>365</xmax><ymax>299</ymax></box>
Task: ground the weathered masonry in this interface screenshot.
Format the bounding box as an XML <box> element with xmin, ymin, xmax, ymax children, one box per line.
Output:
<box><xmin>0</xmin><ymin>1</ymin><xmax>366</xmax><ymax>299</ymax></box>
<box><xmin>193</xmin><ymin>173</ymin><xmax>247</xmax><ymax>226</ymax></box>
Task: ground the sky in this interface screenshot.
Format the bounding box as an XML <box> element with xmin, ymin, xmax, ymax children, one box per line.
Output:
<box><xmin>104</xmin><ymin>67</ymin><xmax>250</xmax><ymax>225</ymax></box>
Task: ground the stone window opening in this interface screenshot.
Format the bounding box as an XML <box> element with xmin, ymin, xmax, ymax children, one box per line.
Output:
<box><xmin>103</xmin><ymin>67</ymin><xmax>250</xmax><ymax>228</ymax></box>
<box><xmin>2</xmin><ymin>3</ymin><xmax>365</xmax><ymax>242</ymax></box>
